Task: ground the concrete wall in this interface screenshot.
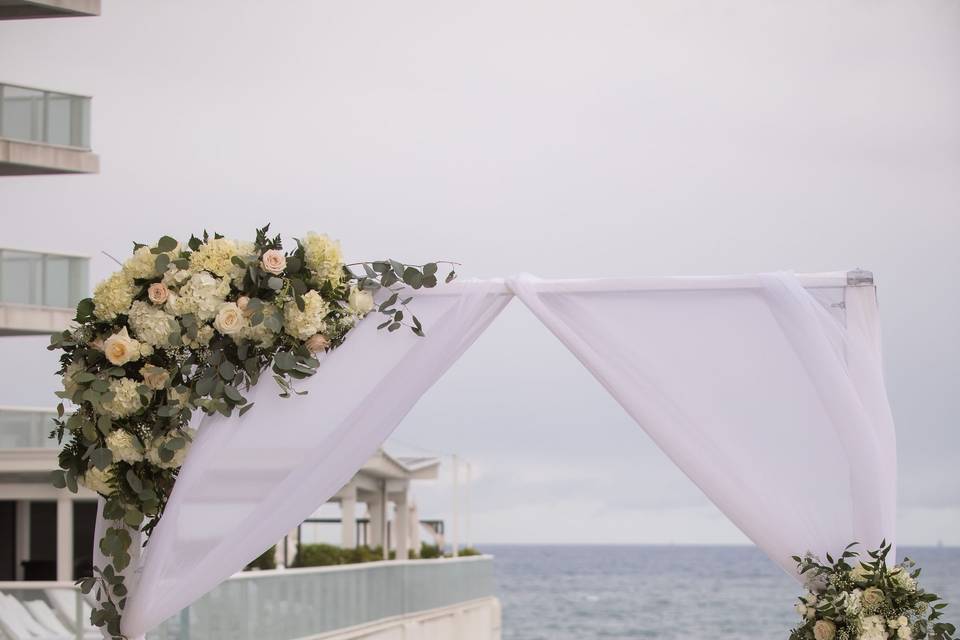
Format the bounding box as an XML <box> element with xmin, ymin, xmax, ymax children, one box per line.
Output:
<box><xmin>303</xmin><ymin>597</ymin><xmax>501</xmax><ymax>640</ymax></box>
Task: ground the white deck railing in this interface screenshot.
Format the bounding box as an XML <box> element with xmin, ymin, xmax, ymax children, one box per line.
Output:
<box><xmin>0</xmin><ymin>557</ymin><xmax>496</xmax><ymax>640</ymax></box>
<box><xmin>150</xmin><ymin>555</ymin><xmax>496</xmax><ymax>640</ymax></box>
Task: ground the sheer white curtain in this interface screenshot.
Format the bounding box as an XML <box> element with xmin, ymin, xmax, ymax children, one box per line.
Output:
<box><xmin>115</xmin><ymin>272</ymin><xmax>896</xmax><ymax>638</ymax></box>
<box><xmin>508</xmin><ymin>272</ymin><xmax>896</xmax><ymax>575</ymax></box>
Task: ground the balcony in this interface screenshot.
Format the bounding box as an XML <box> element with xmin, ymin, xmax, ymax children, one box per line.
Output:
<box><xmin>0</xmin><ymin>406</ymin><xmax>57</xmax><ymax>450</ymax></box>
<box><xmin>0</xmin><ymin>248</ymin><xmax>88</xmax><ymax>335</ymax></box>
<box><xmin>0</xmin><ymin>83</ymin><xmax>99</xmax><ymax>175</ymax></box>
<box><xmin>0</xmin><ymin>0</ymin><xmax>100</xmax><ymax>20</ymax></box>
<box><xmin>0</xmin><ymin>406</ymin><xmax>61</xmax><ymax>480</ymax></box>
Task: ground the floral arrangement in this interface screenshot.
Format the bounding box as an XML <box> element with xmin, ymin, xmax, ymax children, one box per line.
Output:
<box><xmin>790</xmin><ymin>542</ymin><xmax>955</xmax><ymax>640</ymax></box>
<box><xmin>47</xmin><ymin>225</ymin><xmax>455</xmax><ymax>638</ymax></box>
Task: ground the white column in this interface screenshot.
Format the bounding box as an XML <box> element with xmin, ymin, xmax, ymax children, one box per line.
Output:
<box><xmin>451</xmin><ymin>455</ymin><xmax>460</xmax><ymax>557</ymax></box>
<box><xmin>380</xmin><ymin>482</ymin><xmax>389</xmax><ymax>560</ymax></box>
<box><xmin>409</xmin><ymin>501</ymin><xmax>421</xmax><ymax>556</ymax></box>
<box><xmin>341</xmin><ymin>486</ymin><xmax>357</xmax><ymax>549</ymax></box>
<box><xmin>395</xmin><ymin>489</ymin><xmax>409</xmax><ymax>560</ymax></box>
<box><xmin>56</xmin><ymin>496</ymin><xmax>73</xmax><ymax>582</ymax></box>
<box><xmin>368</xmin><ymin>497</ymin><xmax>383</xmax><ymax>547</ymax></box>
<box><xmin>465</xmin><ymin>462</ymin><xmax>472</xmax><ymax>550</ymax></box>
<box><xmin>15</xmin><ymin>500</ymin><xmax>30</xmax><ymax>581</ymax></box>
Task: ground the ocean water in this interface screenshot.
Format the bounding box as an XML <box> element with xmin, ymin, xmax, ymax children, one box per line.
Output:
<box><xmin>486</xmin><ymin>545</ymin><xmax>960</xmax><ymax>640</ymax></box>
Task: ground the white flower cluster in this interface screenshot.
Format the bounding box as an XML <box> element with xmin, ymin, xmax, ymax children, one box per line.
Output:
<box><xmin>790</xmin><ymin>550</ymin><xmax>940</xmax><ymax>640</ymax></box>
<box><xmin>166</xmin><ymin>271</ymin><xmax>231</xmax><ymax>320</ymax></box>
<box><xmin>101</xmin><ymin>378</ymin><xmax>143</xmax><ymax>419</ymax></box>
<box><xmin>128</xmin><ymin>301</ymin><xmax>178</xmax><ymax>347</ymax></box>
<box><xmin>283</xmin><ymin>290</ymin><xmax>329</xmax><ymax>340</ymax></box>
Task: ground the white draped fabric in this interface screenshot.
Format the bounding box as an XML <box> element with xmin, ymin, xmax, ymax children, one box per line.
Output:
<box><xmin>113</xmin><ymin>272</ymin><xmax>896</xmax><ymax>639</ymax></box>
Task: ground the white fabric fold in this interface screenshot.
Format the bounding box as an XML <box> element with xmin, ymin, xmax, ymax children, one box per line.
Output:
<box><xmin>110</xmin><ymin>272</ymin><xmax>895</xmax><ymax>638</ymax></box>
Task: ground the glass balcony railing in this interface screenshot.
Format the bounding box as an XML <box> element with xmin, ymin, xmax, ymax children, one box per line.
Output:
<box><xmin>0</xmin><ymin>83</ymin><xmax>91</xmax><ymax>149</ymax></box>
<box><xmin>149</xmin><ymin>556</ymin><xmax>497</xmax><ymax>640</ymax></box>
<box><xmin>0</xmin><ymin>406</ymin><xmax>58</xmax><ymax>449</ymax></box>
<box><xmin>0</xmin><ymin>248</ymin><xmax>89</xmax><ymax>309</ymax></box>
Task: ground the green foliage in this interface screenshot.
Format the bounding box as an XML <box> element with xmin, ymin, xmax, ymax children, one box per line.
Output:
<box><xmin>293</xmin><ymin>543</ymin><xmax>345</xmax><ymax>567</ymax></box>
<box><xmin>350</xmin><ymin>259</ymin><xmax>458</xmax><ymax>337</ymax></box>
<box><xmin>291</xmin><ymin>543</ymin><xmax>473</xmax><ymax>567</ymax></box>
<box><xmin>245</xmin><ymin>545</ymin><xmax>277</xmax><ymax>571</ymax></box>
<box><xmin>789</xmin><ymin>541</ymin><xmax>955</xmax><ymax>640</ymax></box>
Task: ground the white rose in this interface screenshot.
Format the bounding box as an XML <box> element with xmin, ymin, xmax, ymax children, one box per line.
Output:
<box><xmin>140</xmin><ymin>363</ymin><xmax>170</xmax><ymax>390</ymax></box>
<box><xmin>148</xmin><ymin>282</ymin><xmax>170</xmax><ymax>305</ymax></box>
<box><xmin>104</xmin><ymin>327</ymin><xmax>141</xmax><ymax>366</ymax></box>
<box><xmin>348</xmin><ymin>287</ymin><xmax>375</xmax><ymax>315</ymax></box>
<box><xmin>305</xmin><ymin>333</ymin><xmax>330</xmax><ymax>353</ymax></box>
<box><xmin>214</xmin><ymin>302</ymin><xmax>246</xmax><ymax>335</ymax></box>
<box><xmin>897</xmin><ymin>616</ymin><xmax>909</xmax><ymax>628</ymax></box>
<box><xmin>260</xmin><ymin>249</ymin><xmax>287</xmax><ymax>275</ymax></box>
<box><xmin>897</xmin><ymin>625</ymin><xmax>912</xmax><ymax>639</ymax></box>
<box><xmin>795</xmin><ymin>603</ymin><xmax>808</xmax><ymax>617</ymax></box>
<box><xmin>813</xmin><ymin>619</ymin><xmax>836</xmax><ymax>640</ymax></box>
<box><xmin>863</xmin><ymin>587</ymin><xmax>885</xmax><ymax>609</ymax></box>
<box><xmin>79</xmin><ymin>465</ymin><xmax>114</xmax><ymax>496</ymax></box>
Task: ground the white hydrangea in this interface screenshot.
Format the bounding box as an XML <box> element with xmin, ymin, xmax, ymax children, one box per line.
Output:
<box><xmin>189</xmin><ymin>238</ymin><xmax>253</xmax><ymax>285</ymax></box>
<box><xmin>62</xmin><ymin>360</ymin><xmax>86</xmax><ymax>398</ymax></box>
<box><xmin>123</xmin><ymin>243</ymin><xmax>182</xmax><ymax>280</ymax></box>
<box><xmin>843</xmin><ymin>588</ymin><xmax>863</xmax><ymax>616</ymax></box>
<box><xmin>283</xmin><ymin>290</ymin><xmax>329</xmax><ymax>340</ymax></box>
<box><xmin>860</xmin><ymin>616</ymin><xmax>888</xmax><ymax>640</ymax></box>
<box><xmin>302</xmin><ymin>232</ymin><xmax>343</xmax><ymax>285</ymax></box>
<box><xmin>162</xmin><ymin>265</ymin><xmax>193</xmax><ymax>288</ymax></box>
<box><xmin>239</xmin><ymin>305</ymin><xmax>279</xmax><ymax>347</ymax></box>
<box><xmin>146</xmin><ymin>429</ymin><xmax>195</xmax><ymax>469</ymax></box>
<box><xmin>92</xmin><ymin>272</ymin><xmax>136</xmax><ymax>321</ymax></box>
<box><xmin>106</xmin><ymin>429</ymin><xmax>144</xmax><ymax>464</ymax></box>
<box><xmin>123</xmin><ymin>246</ymin><xmax>158</xmax><ymax>280</ymax></box>
<box><xmin>128</xmin><ymin>300</ymin><xmax>179</xmax><ymax>348</ymax></box>
<box><xmin>166</xmin><ymin>271</ymin><xmax>230</xmax><ymax>320</ymax></box>
<box><xmin>79</xmin><ymin>465</ymin><xmax>114</xmax><ymax>496</ymax></box>
<box><xmin>101</xmin><ymin>378</ymin><xmax>143</xmax><ymax>419</ymax></box>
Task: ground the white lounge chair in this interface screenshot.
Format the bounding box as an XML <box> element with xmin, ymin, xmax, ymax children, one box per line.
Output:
<box><xmin>0</xmin><ymin>593</ymin><xmax>71</xmax><ymax>640</ymax></box>
<box><xmin>42</xmin><ymin>589</ymin><xmax>98</xmax><ymax>639</ymax></box>
<box><xmin>24</xmin><ymin>599</ymin><xmax>100</xmax><ymax>640</ymax></box>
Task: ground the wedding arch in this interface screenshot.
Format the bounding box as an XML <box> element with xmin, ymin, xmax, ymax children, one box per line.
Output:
<box><xmin>94</xmin><ymin>270</ymin><xmax>895</xmax><ymax>639</ymax></box>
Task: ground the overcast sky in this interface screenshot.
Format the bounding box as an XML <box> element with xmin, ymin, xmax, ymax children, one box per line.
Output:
<box><xmin>1</xmin><ymin>0</ymin><xmax>958</xmax><ymax>545</ymax></box>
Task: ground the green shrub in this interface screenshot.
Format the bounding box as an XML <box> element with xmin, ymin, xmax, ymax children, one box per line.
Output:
<box><xmin>293</xmin><ymin>543</ymin><xmax>343</xmax><ymax>567</ymax></box>
<box><xmin>245</xmin><ymin>545</ymin><xmax>277</xmax><ymax>571</ymax></box>
<box><xmin>291</xmin><ymin>543</ymin><xmax>473</xmax><ymax>568</ymax></box>
<box><xmin>342</xmin><ymin>546</ymin><xmax>381</xmax><ymax>564</ymax></box>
